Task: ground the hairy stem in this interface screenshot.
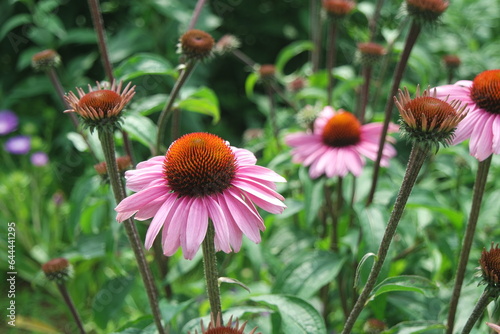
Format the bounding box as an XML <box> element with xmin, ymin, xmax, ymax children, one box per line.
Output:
<box><xmin>342</xmin><ymin>144</ymin><xmax>429</xmax><ymax>334</ymax></box>
<box><xmin>202</xmin><ymin>222</ymin><xmax>222</xmax><ymax>319</ymax></box>
<box><xmin>87</xmin><ymin>0</ymin><xmax>114</xmax><ymax>82</ymax></box>
<box><xmin>98</xmin><ymin>130</ymin><xmax>166</xmax><ymax>334</ymax></box>
<box><xmin>188</xmin><ymin>0</ymin><xmax>207</xmax><ymax>30</ymax></box>
<box><xmin>326</xmin><ymin>19</ymin><xmax>338</xmax><ymax>105</ymax></box>
<box><xmin>366</xmin><ymin>21</ymin><xmax>421</xmax><ymax>206</ymax></box>
<box><xmin>156</xmin><ymin>61</ymin><xmax>197</xmax><ymax>154</ymax></box>
<box><xmin>446</xmin><ymin>155</ymin><xmax>492</xmax><ymax>334</ymax></box>
<box><xmin>461</xmin><ymin>288</ymin><xmax>498</xmax><ymax>334</ymax></box>
<box><xmin>56</xmin><ymin>282</ymin><xmax>86</xmax><ymax>334</ymax></box>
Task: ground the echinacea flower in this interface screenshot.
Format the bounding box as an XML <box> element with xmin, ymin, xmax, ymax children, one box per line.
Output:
<box><xmin>115</xmin><ymin>132</ymin><xmax>286</xmax><ymax>260</ymax></box>
<box><xmin>4</xmin><ymin>135</ymin><xmax>31</xmax><ymax>155</ymax></box>
<box><xmin>479</xmin><ymin>243</ymin><xmax>500</xmax><ymax>288</ymax></box>
<box><xmin>31</xmin><ymin>49</ymin><xmax>61</xmax><ymax>71</ymax></box>
<box><xmin>189</xmin><ymin>314</ymin><xmax>260</xmax><ymax>334</ymax></box>
<box><xmin>64</xmin><ymin>81</ymin><xmax>135</xmax><ymax>132</ymax></box>
<box><xmin>42</xmin><ymin>258</ymin><xmax>71</xmax><ymax>282</ymax></box>
<box><xmin>285</xmin><ymin>107</ymin><xmax>397</xmax><ymax>178</ymax></box>
<box><xmin>395</xmin><ymin>86</ymin><xmax>467</xmax><ymax>149</ymax></box>
<box><xmin>322</xmin><ymin>0</ymin><xmax>356</xmax><ymax>18</ymax></box>
<box><xmin>405</xmin><ymin>0</ymin><xmax>449</xmax><ymax>25</ymax></box>
<box><xmin>0</xmin><ymin>110</ymin><xmax>18</xmax><ymax>135</ymax></box>
<box><xmin>435</xmin><ymin>70</ymin><xmax>500</xmax><ymax>161</ymax></box>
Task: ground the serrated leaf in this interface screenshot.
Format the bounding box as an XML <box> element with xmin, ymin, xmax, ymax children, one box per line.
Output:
<box><xmin>370</xmin><ymin>275</ymin><xmax>438</xmax><ymax>300</ymax></box>
<box><xmin>122</xmin><ymin>113</ymin><xmax>158</xmax><ymax>151</ymax></box>
<box><xmin>92</xmin><ymin>276</ymin><xmax>136</xmax><ymax>328</ymax></box>
<box><xmin>251</xmin><ymin>295</ymin><xmax>327</xmax><ymax>334</ymax></box>
<box><xmin>272</xmin><ymin>250</ymin><xmax>344</xmax><ymax>299</ymax></box>
<box><xmin>275</xmin><ymin>40</ymin><xmax>314</xmax><ymax>74</ymax></box>
<box><xmin>114</xmin><ymin>53</ymin><xmax>176</xmax><ymax>81</ymax></box>
<box><xmin>177</xmin><ymin>87</ymin><xmax>220</xmax><ymax>123</ymax></box>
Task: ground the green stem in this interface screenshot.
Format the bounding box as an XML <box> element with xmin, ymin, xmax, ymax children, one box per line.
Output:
<box><xmin>446</xmin><ymin>155</ymin><xmax>492</xmax><ymax>334</ymax></box>
<box><xmin>342</xmin><ymin>144</ymin><xmax>429</xmax><ymax>334</ymax></box>
<box><xmin>156</xmin><ymin>61</ymin><xmax>197</xmax><ymax>154</ymax></box>
<box><xmin>326</xmin><ymin>19</ymin><xmax>338</xmax><ymax>105</ymax></box>
<box><xmin>187</xmin><ymin>0</ymin><xmax>207</xmax><ymax>30</ymax></box>
<box><xmin>368</xmin><ymin>0</ymin><xmax>385</xmax><ymax>41</ymax></box>
<box><xmin>202</xmin><ymin>222</ymin><xmax>222</xmax><ymax>319</ymax></box>
<box><xmin>366</xmin><ymin>21</ymin><xmax>421</xmax><ymax>206</ymax></box>
<box><xmin>358</xmin><ymin>65</ymin><xmax>372</xmax><ymax>125</ymax></box>
<box><xmin>87</xmin><ymin>0</ymin><xmax>113</xmax><ymax>82</ymax></box>
<box><xmin>56</xmin><ymin>282</ymin><xmax>86</xmax><ymax>334</ymax></box>
<box><xmin>310</xmin><ymin>0</ymin><xmax>322</xmax><ymax>72</ymax></box>
<box><xmin>331</xmin><ymin>176</ymin><xmax>343</xmax><ymax>252</ymax></box>
<box><xmin>98</xmin><ymin>130</ymin><xmax>166</xmax><ymax>334</ymax></box>
<box><xmin>265</xmin><ymin>84</ymin><xmax>282</xmax><ymax>150</ymax></box>
<box><xmin>461</xmin><ymin>288</ymin><xmax>498</xmax><ymax>334</ymax></box>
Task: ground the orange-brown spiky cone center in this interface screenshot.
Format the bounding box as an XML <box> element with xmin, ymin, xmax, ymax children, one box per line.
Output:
<box><xmin>471</xmin><ymin>69</ymin><xmax>500</xmax><ymax>115</ymax></box>
<box><xmin>404</xmin><ymin>96</ymin><xmax>457</xmax><ymax>129</ymax></box>
<box><xmin>480</xmin><ymin>244</ymin><xmax>500</xmax><ymax>286</ymax></box>
<box><xmin>164</xmin><ymin>133</ymin><xmax>236</xmax><ymax>198</ymax></box>
<box><xmin>204</xmin><ymin>328</ymin><xmax>244</xmax><ymax>334</ymax></box>
<box><xmin>79</xmin><ymin>90</ymin><xmax>121</xmax><ymax>114</ymax></box>
<box><xmin>322</xmin><ymin>111</ymin><xmax>362</xmax><ymax>147</ymax></box>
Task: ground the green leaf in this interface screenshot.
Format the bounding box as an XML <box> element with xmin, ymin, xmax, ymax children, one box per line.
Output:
<box><xmin>251</xmin><ymin>295</ymin><xmax>327</xmax><ymax>334</ymax></box>
<box><xmin>0</xmin><ymin>14</ymin><xmax>31</xmax><ymax>40</ymax></box>
<box><xmin>275</xmin><ymin>40</ymin><xmax>314</xmax><ymax>74</ymax></box>
<box><xmin>272</xmin><ymin>250</ymin><xmax>344</xmax><ymax>299</ymax></box>
<box><xmin>384</xmin><ymin>320</ymin><xmax>446</xmax><ymax>334</ymax></box>
<box><xmin>159</xmin><ymin>299</ymin><xmax>195</xmax><ymax>325</ymax></box>
<box><xmin>177</xmin><ymin>87</ymin><xmax>220</xmax><ymax>123</ymax></box>
<box><xmin>92</xmin><ymin>276</ymin><xmax>136</xmax><ymax>329</ymax></box>
<box><xmin>114</xmin><ymin>53</ymin><xmax>176</xmax><ymax>81</ymax></box>
<box><xmin>122</xmin><ymin>113</ymin><xmax>158</xmax><ymax>151</ymax></box>
<box><xmin>370</xmin><ymin>275</ymin><xmax>438</xmax><ymax>300</ymax></box>
<box><xmin>245</xmin><ymin>72</ymin><xmax>259</xmax><ymax>99</ymax></box>
<box><xmin>131</xmin><ymin>94</ymin><xmax>168</xmax><ymax>116</ymax></box>
<box><xmin>299</xmin><ymin>166</ymin><xmax>325</xmax><ymax>226</ymax></box>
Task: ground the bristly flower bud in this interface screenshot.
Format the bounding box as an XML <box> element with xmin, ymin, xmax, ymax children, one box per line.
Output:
<box><xmin>442</xmin><ymin>55</ymin><xmax>461</xmax><ymax>70</ymax></box>
<box><xmin>363</xmin><ymin>318</ymin><xmax>387</xmax><ymax>334</ymax></box>
<box><xmin>64</xmin><ymin>81</ymin><xmax>135</xmax><ymax>133</ymax></box>
<box><xmin>94</xmin><ymin>156</ymin><xmax>131</xmax><ymax>179</ymax></box>
<box><xmin>478</xmin><ymin>243</ymin><xmax>500</xmax><ymax>289</ymax></box>
<box><xmin>214</xmin><ymin>34</ymin><xmax>241</xmax><ymax>55</ymax></box>
<box><xmin>322</xmin><ymin>0</ymin><xmax>356</xmax><ymax>19</ymax></box>
<box><xmin>405</xmin><ymin>0</ymin><xmax>449</xmax><ymax>26</ymax></box>
<box><xmin>188</xmin><ymin>314</ymin><xmax>260</xmax><ymax>334</ymax></box>
<box><xmin>179</xmin><ymin>29</ymin><xmax>215</xmax><ymax>61</ymax></box>
<box><xmin>31</xmin><ymin>49</ymin><xmax>61</xmax><ymax>71</ymax></box>
<box><xmin>356</xmin><ymin>42</ymin><xmax>386</xmax><ymax>67</ymax></box>
<box><xmin>395</xmin><ymin>85</ymin><xmax>467</xmax><ymax>150</ymax></box>
<box><xmin>296</xmin><ymin>104</ymin><xmax>321</xmax><ymax>130</ymax></box>
<box><xmin>42</xmin><ymin>258</ymin><xmax>72</xmax><ymax>282</ymax></box>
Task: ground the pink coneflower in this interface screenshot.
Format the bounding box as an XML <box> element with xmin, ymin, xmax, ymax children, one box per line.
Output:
<box><xmin>435</xmin><ymin>69</ymin><xmax>500</xmax><ymax>161</ymax></box>
<box><xmin>115</xmin><ymin>132</ymin><xmax>286</xmax><ymax>260</ymax></box>
<box><xmin>285</xmin><ymin>107</ymin><xmax>397</xmax><ymax>178</ymax></box>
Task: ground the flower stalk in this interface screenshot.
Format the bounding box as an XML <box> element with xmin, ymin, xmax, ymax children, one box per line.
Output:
<box><xmin>446</xmin><ymin>155</ymin><xmax>493</xmax><ymax>334</ymax></box>
<box><xmin>156</xmin><ymin>61</ymin><xmax>197</xmax><ymax>153</ymax></box>
<box><xmin>55</xmin><ymin>282</ymin><xmax>86</xmax><ymax>334</ymax></box>
<box><xmin>87</xmin><ymin>0</ymin><xmax>113</xmax><ymax>82</ymax></box>
<box><xmin>326</xmin><ymin>19</ymin><xmax>338</xmax><ymax>105</ymax></box>
<box><xmin>366</xmin><ymin>21</ymin><xmax>422</xmax><ymax>205</ymax></box>
<box><xmin>202</xmin><ymin>222</ymin><xmax>222</xmax><ymax>319</ymax></box>
<box><xmin>342</xmin><ymin>143</ymin><xmax>430</xmax><ymax>334</ymax></box>
<box><xmin>461</xmin><ymin>288</ymin><xmax>499</xmax><ymax>334</ymax></box>
<box><xmin>98</xmin><ymin>129</ymin><xmax>166</xmax><ymax>334</ymax></box>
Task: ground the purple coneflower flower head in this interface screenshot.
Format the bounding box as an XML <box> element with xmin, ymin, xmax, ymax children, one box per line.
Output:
<box><xmin>30</xmin><ymin>151</ymin><xmax>49</xmax><ymax>166</ymax></box>
<box><xmin>435</xmin><ymin>69</ymin><xmax>500</xmax><ymax>160</ymax></box>
<box><xmin>285</xmin><ymin>107</ymin><xmax>397</xmax><ymax>178</ymax></box>
<box><xmin>0</xmin><ymin>110</ymin><xmax>18</xmax><ymax>135</ymax></box>
<box><xmin>5</xmin><ymin>135</ymin><xmax>31</xmax><ymax>154</ymax></box>
<box><xmin>115</xmin><ymin>132</ymin><xmax>286</xmax><ymax>260</ymax></box>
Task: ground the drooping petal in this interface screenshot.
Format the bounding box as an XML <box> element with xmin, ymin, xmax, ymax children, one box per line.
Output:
<box><xmin>222</xmin><ymin>189</ymin><xmax>264</xmax><ymax>243</ymax></box>
<box><xmin>162</xmin><ymin>197</ymin><xmax>190</xmax><ymax>257</ymax></box>
<box><xmin>144</xmin><ymin>194</ymin><xmax>177</xmax><ymax>249</ymax></box>
<box><xmin>469</xmin><ymin>112</ymin><xmax>494</xmax><ymax>161</ymax></box>
<box><xmin>115</xmin><ymin>185</ymin><xmax>168</xmax><ymax>221</ymax></box>
<box><xmin>205</xmin><ymin>196</ymin><xmax>231</xmax><ymax>253</ymax></box>
<box><xmin>232</xmin><ymin>147</ymin><xmax>257</xmax><ymax>165</ymax></box>
<box><xmin>181</xmin><ymin>198</ymin><xmax>209</xmax><ymax>260</ymax></box>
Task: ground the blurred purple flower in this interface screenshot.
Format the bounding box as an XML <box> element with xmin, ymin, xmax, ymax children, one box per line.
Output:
<box><xmin>5</xmin><ymin>135</ymin><xmax>31</xmax><ymax>154</ymax></box>
<box><xmin>0</xmin><ymin>110</ymin><xmax>19</xmax><ymax>135</ymax></box>
<box><xmin>31</xmin><ymin>151</ymin><xmax>49</xmax><ymax>166</ymax></box>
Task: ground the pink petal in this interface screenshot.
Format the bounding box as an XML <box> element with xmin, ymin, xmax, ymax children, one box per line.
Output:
<box><xmin>205</xmin><ymin>196</ymin><xmax>231</xmax><ymax>253</ymax></box>
<box><xmin>162</xmin><ymin>197</ymin><xmax>190</xmax><ymax>257</ymax></box>
<box><xmin>233</xmin><ymin>147</ymin><xmax>257</xmax><ymax>165</ymax></box>
<box><xmin>115</xmin><ymin>185</ymin><xmax>168</xmax><ymax>222</ymax></box>
<box><xmin>343</xmin><ymin>147</ymin><xmax>364</xmax><ymax>176</ymax></box>
<box><xmin>232</xmin><ymin>178</ymin><xmax>286</xmax><ymax>214</ymax></box>
<box><xmin>223</xmin><ymin>189</ymin><xmax>264</xmax><ymax>243</ymax></box>
<box><xmin>182</xmin><ymin>198</ymin><xmax>208</xmax><ymax>260</ymax></box>
<box><xmin>237</xmin><ymin>165</ymin><xmax>287</xmax><ymax>183</ymax></box>
<box><xmin>492</xmin><ymin>115</ymin><xmax>500</xmax><ymax>154</ymax></box>
<box><xmin>216</xmin><ymin>193</ymin><xmax>244</xmax><ymax>251</ymax></box>
<box><xmin>144</xmin><ymin>194</ymin><xmax>177</xmax><ymax>249</ymax></box>
<box><xmin>470</xmin><ymin>112</ymin><xmax>494</xmax><ymax>161</ymax></box>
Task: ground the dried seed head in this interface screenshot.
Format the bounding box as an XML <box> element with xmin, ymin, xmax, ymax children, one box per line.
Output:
<box><xmin>405</xmin><ymin>0</ymin><xmax>449</xmax><ymax>25</ymax></box>
<box><xmin>42</xmin><ymin>258</ymin><xmax>71</xmax><ymax>282</ymax></box>
<box><xmin>442</xmin><ymin>55</ymin><xmax>461</xmax><ymax>69</ymax></box>
<box><xmin>356</xmin><ymin>42</ymin><xmax>386</xmax><ymax>66</ymax></box>
<box><xmin>180</xmin><ymin>29</ymin><xmax>215</xmax><ymax>61</ymax></box>
<box><xmin>479</xmin><ymin>243</ymin><xmax>500</xmax><ymax>288</ymax></box>
<box><xmin>322</xmin><ymin>0</ymin><xmax>356</xmax><ymax>19</ymax></box>
<box><xmin>214</xmin><ymin>34</ymin><xmax>241</xmax><ymax>55</ymax></box>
